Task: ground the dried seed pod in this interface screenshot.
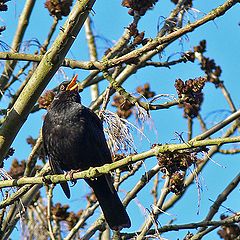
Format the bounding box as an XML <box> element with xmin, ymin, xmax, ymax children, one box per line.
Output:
<box><xmin>112</xmin><ymin>94</ymin><xmax>134</xmax><ymax>119</ymax></box>
<box><xmin>193</xmin><ymin>40</ymin><xmax>206</xmax><ymax>53</ymax></box>
<box><xmin>45</xmin><ymin>0</ymin><xmax>73</xmax><ymax>20</ymax></box>
<box><xmin>8</xmin><ymin>159</ymin><xmax>26</xmax><ymax>179</ymax></box>
<box><xmin>122</xmin><ymin>0</ymin><xmax>159</xmax><ymax>16</ymax></box>
<box><xmin>175</xmin><ymin>77</ymin><xmax>205</xmax><ymax>118</ymax></box>
<box><xmin>0</xmin><ymin>0</ymin><xmax>9</xmax><ymax>12</ymax></box>
<box><xmin>157</xmin><ymin>151</ymin><xmax>199</xmax><ymax>174</ymax></box>
<box><xmin>217</xmin><ymin>214</ymin><xmax>240</xmax><ymax>240</ymax></box>
<box><xmin>171</xmin><ymin>0</ymin><xmax>193</xmax><ymax>8</ymax></box>
<box><xmin>169</xmin><ymin>171</ymin><xmax>184</xmax><ymax>195</ymax></box>
<box><xmin>38</xmin><ymin>90</ymin><xmax>56</xmax><ymax>109</ymax></box>
<box><xmin>136</xmin><ymin>83</ymin><xmax>155</xmax><ymax>99</ymax></box>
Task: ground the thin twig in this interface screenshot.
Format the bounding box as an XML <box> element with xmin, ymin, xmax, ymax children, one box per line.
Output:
<box><xmin>136</xmin><ymin>174</ymin><xmax>170</xmax><ymax>240</ymax></box>
<box><xmin>24</xmin><ymin>131</ymin><xmax>43</xmax><ymax>177</ymax></box>
<box><xmin>0</xmin><ymin>0</ymin><xmax>36</xmax><ymax>94</ymax></box>
<box><xmin>47</xmin><ymin>185</ymin><xmax>56</xmax><ymax>240</ymax></box>
<box><xmin>0</xmin><ymin>136</ymin><xmax>239</xmax><ymax>190</ymax></box>
<box><xmin>197</xmin><ymin>173</ymin><xmax>240</xmax><ymax>233</ymax></box>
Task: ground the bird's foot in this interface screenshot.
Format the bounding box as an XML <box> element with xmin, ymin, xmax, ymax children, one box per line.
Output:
<box><xmin>65</xmin><ymin>169</ymin><xmax>81</xmax><ymax>187</ymax></box>
<box><xmin>42</xmin><ymin>172</ymin><xmax>52</xmax><ymax>185</ymax></box>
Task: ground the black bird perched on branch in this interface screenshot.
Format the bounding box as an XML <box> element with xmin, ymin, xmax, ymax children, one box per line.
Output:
<box><xmin>42</xmin><ymin>75</ymin><xmax>131</xmax><ymax>230</ymax></box>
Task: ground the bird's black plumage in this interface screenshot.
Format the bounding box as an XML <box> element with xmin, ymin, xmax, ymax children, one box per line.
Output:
<box><xmin>42</xmin><ymin>76</ymin><xmax>131</xmax><ymax>230</ymax></box>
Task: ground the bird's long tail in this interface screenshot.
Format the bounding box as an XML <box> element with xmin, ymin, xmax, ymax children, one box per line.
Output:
<box><xmin>86</xmin><ymin>175</ymin><xmax>131</xmax><ymax>231</ymax></box>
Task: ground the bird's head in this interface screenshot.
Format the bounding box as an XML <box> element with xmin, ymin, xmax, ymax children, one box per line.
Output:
<box><xmin>55</xmin><ymin>75</ymin><xmax>81</xmax><ymax>103</ymax></box>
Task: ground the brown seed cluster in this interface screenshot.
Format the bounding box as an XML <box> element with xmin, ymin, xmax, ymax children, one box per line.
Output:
<box><xmin>217</xmin><ymin>214</ymin><xmax>240</xmax><ymax>240</ymax></box>
<box><xmin>51</xmin><ymin>203</ymin><xmax>85</xmax><ymax>230</ymax></box>
<box><xmin>8</xmin><ymin>158</ymin><xmax>26</xmax><ymax>179</ymax></box>
<box><xmin>112</xmin><ymin>83</ymin><xmax>155</xmax><ymax>119</ymax></box>
<box><xmin>171</xmin><ymin>0</ymin><xmax>193</xmax><ymax>8</ymax></box>
<box><xmin>157</xmin><ymin>151</ymin><xmax>198</xmax><ymax>174</ymax></box>
<box><xmin>122</xmin><ymin>0</ymin><xmax>158</xmax><ymax>16</ymax></box>
<box><xmin>180</xmin><ymin>40</ymin><xmax>207</xmax><ymax>64</ymax></box>
<box><xmin>45</xmin><ymin>0</ymin><xmax>73</xmax><ymax>20</ymax></box>
<box><xmin>194</xmin><ymin>40</ymin><xmax>223</xmax><ymax>87</ymax></box>
<box><xmin>38</xmin><ymin>90</ymin><xmax>55</xmax><ymax>109</ymax></box>
<box><xmin>112</xmin><ymin>94</ymin><xmax>134</xmax><ymax>119</ymax></box>
<box><xmin>136</xmin><ymin>83</ymin><xmax>155</xmax><ymax>99</ymax></box>
<box><xmin>0</xmin><ymin>0</ymin><xmax>9</xmax><ymax>35</ymax></box>
<box><xmin>182</xmin><ymin>51</ymin><xmax>195</xmax><ymax>63</ymax></box>
<box><xmin>169</xmin><ymin>171</ymin><xmax>184</xmax><ymax>195</ymax></box>
<box><xmin>128</xmin><ymin>23</ymin><xmax>146</xmax><ymax>46</ymax></box>
<box><xmin>0</xmin><ymin>0</ymin><xmax>9</xmax><ymax>11</ymax></box>
<box><xmin>193</xmin><ymin>39</ymin><xmax>206</xmax><ymax>53</ymax></box>
<box><xmin>175</xmin><ymin>77</ymin><xmax>205</xmax><ymax>118</ymax></box>
<box><xmin>157</xmin><ymin>150</ymin><xmax>199</xmax><ymax>194</ymax></box>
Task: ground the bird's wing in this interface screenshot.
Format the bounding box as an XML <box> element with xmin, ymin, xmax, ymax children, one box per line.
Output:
<box><xmin>84</xmin><ymin>107</ymin><xmax>113</xmax><ymax>165</ymax></box>
<box><xmin>83</xmin><ymin>107</ymin><xmax>115</xmax><ymax>193</ymax></box>
<box><xmin>42</xmin><ymin>116</ymin><xmax>71</xmax><ymax>199</ymax></box>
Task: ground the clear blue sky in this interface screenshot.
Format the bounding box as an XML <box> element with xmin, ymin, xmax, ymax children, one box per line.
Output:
<box><xmin>1</xmin><ymin>0</ymin><xmax>240</xmax><ymax>239</ymax></box>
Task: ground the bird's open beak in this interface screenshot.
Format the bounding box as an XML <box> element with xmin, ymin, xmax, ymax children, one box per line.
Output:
<box><xmin>66</xmin><ymin>75</ymin><xmax>78</xmax><ymax>91</ymax></box>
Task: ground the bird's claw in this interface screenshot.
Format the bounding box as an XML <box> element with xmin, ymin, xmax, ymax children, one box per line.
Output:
<box><xmin>65</xmin><ymin>170</ymin><xmax>81</xmax><ymax>187</ymax></box>
<box><xmin>42</xmin><ymin>173</ymin><xmax>52</xmax><ymax>185</ymax></box>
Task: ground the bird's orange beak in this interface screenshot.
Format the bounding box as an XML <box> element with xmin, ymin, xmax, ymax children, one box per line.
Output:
<box><xmin>66</xmin><ymin>74</ymin><xmax>78</xmax><ymax>91</ymax></box>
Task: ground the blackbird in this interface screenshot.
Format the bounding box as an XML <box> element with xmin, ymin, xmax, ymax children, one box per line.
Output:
<box><xmin>42</xmin><ymin>75</ymin><xmax>131</xmax><ymax>230</ymax></box>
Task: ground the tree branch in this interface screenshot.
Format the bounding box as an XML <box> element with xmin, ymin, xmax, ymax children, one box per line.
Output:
<box><xmin>0</xmin><ymin>136</ymin><xmax>239</xmax><ymax>190</ymax></box>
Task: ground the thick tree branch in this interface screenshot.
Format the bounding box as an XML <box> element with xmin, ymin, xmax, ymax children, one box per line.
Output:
<box><xmin>0</xmin><ymin>136</ymin><xmax>239</xmax><ymax>190</ymax></box>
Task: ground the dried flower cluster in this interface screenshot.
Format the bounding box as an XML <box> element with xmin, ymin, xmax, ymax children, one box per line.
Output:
<box><xmin>8</xmin><ymin>158</ymin><xmax>26</xmax><ymax>179</ymax></box>
<box><xmin>157</xmin><ymin>150</ymin><xmax>199</xmax><ymax>194</ymax></box>
<box><xmin>112</xmin><ymin>83</ymin><xmax>154</xmax><ymax>119</ymax></box>
<box><xmin>0</xmin><ymin>0</ymin><xmax>9</xmax><ymax>12</ymax></box>
<box><xmin>168</xmin><ymin>171</ymin><xmax>184</xmax><ymax>195</ymax></box>
<box><xmin>171</xmin><ymin>0</ymin><xmax>193</xmax><ymax>8</ymax></box>
<box><xmin>45</xmin><ymin>0</ymin><xmax>73</xmax><ymax>20</ymax></box>
<box><xmin>38</xmin><ymin>90</ymin><xmax>55</xmax><ymax>109</ymax></box>
<box><xmin>112</xmin><ymin>94</ymin><xmax>133</xmax><ymax>119</ymax></box>
<box><xmin>128</xmin><ymin>23</ymin><xmax>146</xmax><ymax>46</ymax></box>
<box><xmin>217</xmin><ymin>214</ymin><xmax>240</xmax><ymax>240</ymax></box>
<box><xmin>175</xmin><ymin>77</ymin><xmax>205</xmax><ymax>118</ymax></box>
<box><xmin>194</xmin><ymin>40</ymin><xmax>223</xmax><ymax>87</ymax></box>
<box><xmin>136</xmin><ymin>83</ymin><xmax>155</xmax><ymax>99</ymax></box>
<box><xmin>122</xmin><ymin>0</ymin><xmax>158</xmax><ymax>16</ymax></box>
<box><xmin>193</xmin><ymin>39</ymin><xmax>206</xmax><ymax>53</ymax></box>
<box><xmin>0</xmin><ymin>0</ymin><xmax>9</xmax><ymax>35</ymax></box>
<box><xmin>51</xmin><ymin>203</ymin><xmax>85</xmax><ymax>230</ymax></box>
<box><xmin>182</xmin><ymin>51</ymin><xmax>195</xmax><ymax>63</ymax></box>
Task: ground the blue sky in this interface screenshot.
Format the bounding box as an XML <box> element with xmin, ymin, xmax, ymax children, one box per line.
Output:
<box><xmin>1</xmin><ymin>0</ymin><xmax>240</xmax><ymax>239</ymax></box>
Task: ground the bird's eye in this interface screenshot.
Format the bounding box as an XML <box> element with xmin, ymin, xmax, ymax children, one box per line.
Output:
<box><xmin>60</xmin><ymin>85</ymin><xmax>65</xmax><ymax>91</ymax></box>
